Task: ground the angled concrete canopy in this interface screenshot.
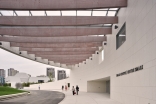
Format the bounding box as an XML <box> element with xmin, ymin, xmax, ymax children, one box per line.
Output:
<box><xmin>0</xmin><ymin>0</ymin><xmax>127</xmax><ymax>10</ymax></box>
<box><xmin>0</xmin><ymin>28</ymin><xmax>112</xmax><ymax>37</ymax></box>
<box><xmin>0</xmin><ymin>0</ymin><xmax>126</xmax><ymax>66</ymax></box>
<box><xmin>0</xmin><ymin>36</ymin><xmax>106</xmax><ymax>43</ymax></box>
<box><xmin>11</xmin><ymin>42</ymin><xmax>102</xmax><ymax>48</ymax></box>
<box><xmin>0</xmin><ymin>16</ymin><xmax>118</xmax><ymax>26</ymax></box>
<box><xmin>19</xmin><ymin>47</ymin><xmax>98</xmax><ymax>52</ymax></box>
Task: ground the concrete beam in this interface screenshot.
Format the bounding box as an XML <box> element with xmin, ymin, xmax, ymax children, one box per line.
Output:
<box><xmin>0</xmin><ymin>36</ymin><xmax>106</xmax><ymax>43</ymax></box>
<box><xmin>38</xmin><ymin>55</ymin><xmax>91</xmax><ymax>59</ymax></box>
<box><xmin>0</xmin><ymin>28</ymin><xmax>112</xmax><ymax>37</ymax></box>
<box><xmin>19</xmin><ymin>47</ymin><xmax>98</xmax><ymax>52</ymax></box>
<box><xmin>28</xmin><ymin>51</ymin><xmax>94</xmax><ymax>55</ymax></box>
<box><xmin>48</xmin><ymin>59</ymin><xmax>85</xmax><ymax>63</ymax></box>
<box><xmin>0</xmin><ymin>16</ymin><xmax>118</xmax><ymax>26</ymax></box>
<box><xmin>11</xmin><ymin>42</ymin><xmax>102</xmax><ymax>48</ymax></box>
<box><xmin>0</xmin><ymin>0</ymin><xmax>127</xmax><ymax>10</ymax></box>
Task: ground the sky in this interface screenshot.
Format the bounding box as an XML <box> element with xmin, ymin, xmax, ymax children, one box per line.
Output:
<box><xmin>0</xmin><ymin>48</ymin><xmax>70</xmax><ymax>77</ymax></box>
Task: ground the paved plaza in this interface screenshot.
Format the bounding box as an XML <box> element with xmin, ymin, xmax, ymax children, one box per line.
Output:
<box><xmin>0</xmin><ymin>90</ymin><xmax>65</xmax><ymax>104</ymax></box>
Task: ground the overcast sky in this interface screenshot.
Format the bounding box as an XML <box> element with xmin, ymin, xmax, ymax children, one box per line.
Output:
<box><xmin>0</xmin><ymin>48</ymin><xmax>70</xmax><ymax>77</ymax></box>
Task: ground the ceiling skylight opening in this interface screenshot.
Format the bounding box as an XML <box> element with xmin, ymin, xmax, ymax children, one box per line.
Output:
<box><xmin>104</xmin><ymin>24</ymin><xmax>112</xmax><ymax>26</ymax></box>
<box><xmin>62</xmin><ymin>11</ymin><xmax>76</xmax><ymax>16</ymax></box>
<box><xmin>90</xmin><ymin>24</ymin><xmax>104</xmax><ymax>27</ymax></box>
<box><xmin>15</xmin><ymin>11</ymin><xmax>29</xmax><ymax>16</ymax></box>
<box><xmin>92</xmin><ymin>11</ymin><xmax>107</xmax><ymax>16</ymax></box>
<box><xmin>31</xmin><ymin>11</ymin><xmax>45</xmax><ymax>16</ymax></box>
<box><xmin>98</xmin><ymin>35</ymin><xmax>104</xmax><ymax>36</ymax></box>
<box><xmin>107</xmin><ymin>11</ymin><xmax>116</xmax><ymax>16</ymax></box>
<box><xmin>46</xmin><ymin>11</ymin><xmax>61</xmax><ymax>16</ymax></box>
<box><xmin>109</xmin><ymin>8</ymin><xmax>118</xmax><ymax>10</ymax></box>
<box><xmin>0</xmin><ymin>10</ymin><xmax>13</xmax><ymax>16</ymax></box>
<box><xmin>77</xmin><ymin>10</ymin><xmax>92</xmax><ymax>16</ymax></box>
<box><xmin>93</xmin><ymin>8</ymin><xmax>109</xmax><ymax>10</ymax></box>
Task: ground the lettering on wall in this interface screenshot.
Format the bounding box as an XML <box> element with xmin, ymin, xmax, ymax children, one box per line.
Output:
<box><xmin>116</xmin><ymin>65</ymin><xmax>143</xmax><ymax>77</ymax></box>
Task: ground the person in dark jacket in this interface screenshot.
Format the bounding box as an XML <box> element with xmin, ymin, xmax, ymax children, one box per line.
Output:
<box><xmin>76</xmin><ymin>85</ymin><xmax>79</xmax><ymax>95</ymax></box>
<box><xmin>62</xmin><ymin>85</ymin><xmax>64</xmax><ymax>91</ymax></box>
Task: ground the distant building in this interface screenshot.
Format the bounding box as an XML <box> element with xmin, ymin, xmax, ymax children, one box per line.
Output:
<box><xmin>8</xmin><ymin>68</ymin><xmax>19</xmax><ymax>76</ymax></box>
<box><xmin>0</xmin><ymin>69</ymin><xmax>5</xmax><ymax>78</ymax></box>
<box><xmin>0</xmin><ymin>76</ymin><xmax>5</xmax><ymax>85</ymax></box>
<box><xmin>47</xmin><ymin>68</ymin><xmax>55</xmax><ymax>78</ymax></box>
<box><xmin>57</xmin><ymin>70</ymin><xmax>66</xmax><ymax>80</ymax></box>
<box><xmin>5</xmin><ymin>73</ymin><xmax>49</xmax><ymax>88</ymax></box>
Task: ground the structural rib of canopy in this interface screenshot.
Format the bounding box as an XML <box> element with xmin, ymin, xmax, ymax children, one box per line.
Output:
<box><xmin>11</xmin><ymin>42</ymin><xmax>102</xmax><ymax>48</ymax></box>
<box><xmin>0</xmin><ymin>0</ymin><xmax>127</xmax><ymax>10</ymax></box>
<box><xmin>0</xmin><ymin>36</ymin><xmax>106</xmax><ymax>43</ymax></box>
<box><xmin>0</xmin><ymin>28</ymin><xmax>112</xmax><ymax>37</ymax></box>
<box><xmin>28</xmin><ymin>51</ymin><xmax>93</xmax><ymax>55</ymax></box>
<box><xmin>0</xmin><ymin>16</ymin><xmax>118</xmax><ymax>26</ymax></box>
<box><xmin>20</xmin><ymin>47</ymin><xmax>98</xmax><ymax>52</ymax></box>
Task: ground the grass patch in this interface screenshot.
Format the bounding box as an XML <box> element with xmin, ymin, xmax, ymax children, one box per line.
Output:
<box><xmin>0</xmin><ymin>86</ymin><xmax>27</xmax><ymax>96</ymax></box>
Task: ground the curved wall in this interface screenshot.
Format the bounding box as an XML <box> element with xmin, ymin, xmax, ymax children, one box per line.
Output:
<box><xmin>69</xmin><ymin>0</ymin><xmax>156</xmax><ymax>103</ymax></box>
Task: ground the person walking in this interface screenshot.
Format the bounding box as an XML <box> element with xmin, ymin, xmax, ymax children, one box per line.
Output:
<box><xmin>62</xmin><ymin>85</ymin><xmax>64</xmax><ymax>91</ymax></box>
<box><xmin>65</xmin><ymin>85</ymin><xmax>67</xmax><ymax>91</ymax></box>
<box><xmin>38</xmin><ymin>85</ymin><xmax>40</xmax><ymax>90</ymax></box>
<box><xmin>72</xmin><ymin>86</ymin><xmax>75</xmax><ymax>95</ymax></box>
<box><xmin>76</xmin><ymin>85</ymin><xmax>79</xmax><ymax>95</ymax></box>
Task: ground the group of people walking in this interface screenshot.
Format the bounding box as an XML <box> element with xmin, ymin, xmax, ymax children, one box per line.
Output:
<box><xmin>62</xmin><ymin>85</ymin><xmax>79</xmax><ymax>95</ymax></box>
<box><xmin>62</xmin><ymin>85</ymin><xmax>68</xmax><ymax>91</ymax></box>
<box><xmin>72</xmin><ymin>85</ymin><xmax>79</xmax><ymax>95</ymax></box>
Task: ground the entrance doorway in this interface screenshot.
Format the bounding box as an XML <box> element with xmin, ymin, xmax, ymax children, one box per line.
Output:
<box><xmin>87</xmin><ymin>77</ymin><xmax>110</xmax><ymax>94</ymax></box>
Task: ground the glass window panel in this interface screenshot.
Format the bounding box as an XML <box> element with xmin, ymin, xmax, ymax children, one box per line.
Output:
<box><xmin>92</xmin><ymin>11</ymin><xmax>107</xmax><ymax>16</ymax></box>
<box><xmin>62</xmin><ymin>11</ymin><xmax>76</xmax><ymax>16</ymax></box>
<box><xmin>46</xmin><ymin>11</ymin><xmax>61</xmax><ymax>16</ymax></box>
<box><xmin>0</xmin><ymin>10</ymin><xmax>13</xmax><ymax>16</ymax></box>
<box><xmin>107</xmin><ymin>11</ymin><xmax>116</xmax><ymax>16</ymax></box>
<box><xmin>31</xmin><ymin>11</ymin><xmax>45</xmax><ymax>16</ymax></box>
<box><xmin>77</xmin><ymin>11</ymin><xmax>91</xmax><ymax>16</ymax></box>
<box><xmin>109</xmin><ymin>8</ymin><xmax>118</xmax><ymax>10</ymax></box>
<box><xmin>116</xmin><ymin>23</ymin><xmax>126</xmax><ymax>49</ymax></box>
<box><xmin>16</xmin><ymin>11</ymin><xmax>29</xmax><ymax>16</ymax></box>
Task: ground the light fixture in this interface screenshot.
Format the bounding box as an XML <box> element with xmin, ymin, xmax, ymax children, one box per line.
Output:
<box><xmin>115</xmin><ymin>25</ymin><xmax>118</xmax><ymax>29</ymax></box>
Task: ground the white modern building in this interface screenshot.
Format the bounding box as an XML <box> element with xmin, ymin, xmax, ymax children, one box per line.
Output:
<box><xmin>0</xmin><ymin>0</ymin><xmax>156</xmax><ymax>103</ymax></box>
<box><xmin>5</xmin><ymin>73</ymin><xmax>49</xmax><ymax>88</ymax></box>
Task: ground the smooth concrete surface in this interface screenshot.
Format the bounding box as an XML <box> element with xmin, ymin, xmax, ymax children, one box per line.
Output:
<box><xmin>59</xmin><ymin>91</ymin><xmax>121</xmax><ymax>104</ymax></box>
<box><xmin>0</xmin><ymin>90</ymin><xmax>65</xmax><ymax>104</ymax></box>
<box><xmin>23</xmin><ymin>88</ymin><xmax>121</xmax><ymax>104</ymax></box>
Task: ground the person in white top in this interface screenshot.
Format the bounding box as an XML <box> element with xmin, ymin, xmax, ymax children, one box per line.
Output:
<box><xmin>72</xmin><ymin>86</ymin><xmax>75</xmax><ymax>95</ymax></box>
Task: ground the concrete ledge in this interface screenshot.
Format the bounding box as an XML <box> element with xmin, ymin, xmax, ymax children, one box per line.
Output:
<box><xmin>0</xmin><ymin>92</ymin><xmax>30</xmax><ymax>101</ymax></box>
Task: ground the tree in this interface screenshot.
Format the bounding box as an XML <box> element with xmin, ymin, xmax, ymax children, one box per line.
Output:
<box><xmin>48</xmin><ymin>72</ymin><xmax>53</xmax><ymax>82</ymax></box>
